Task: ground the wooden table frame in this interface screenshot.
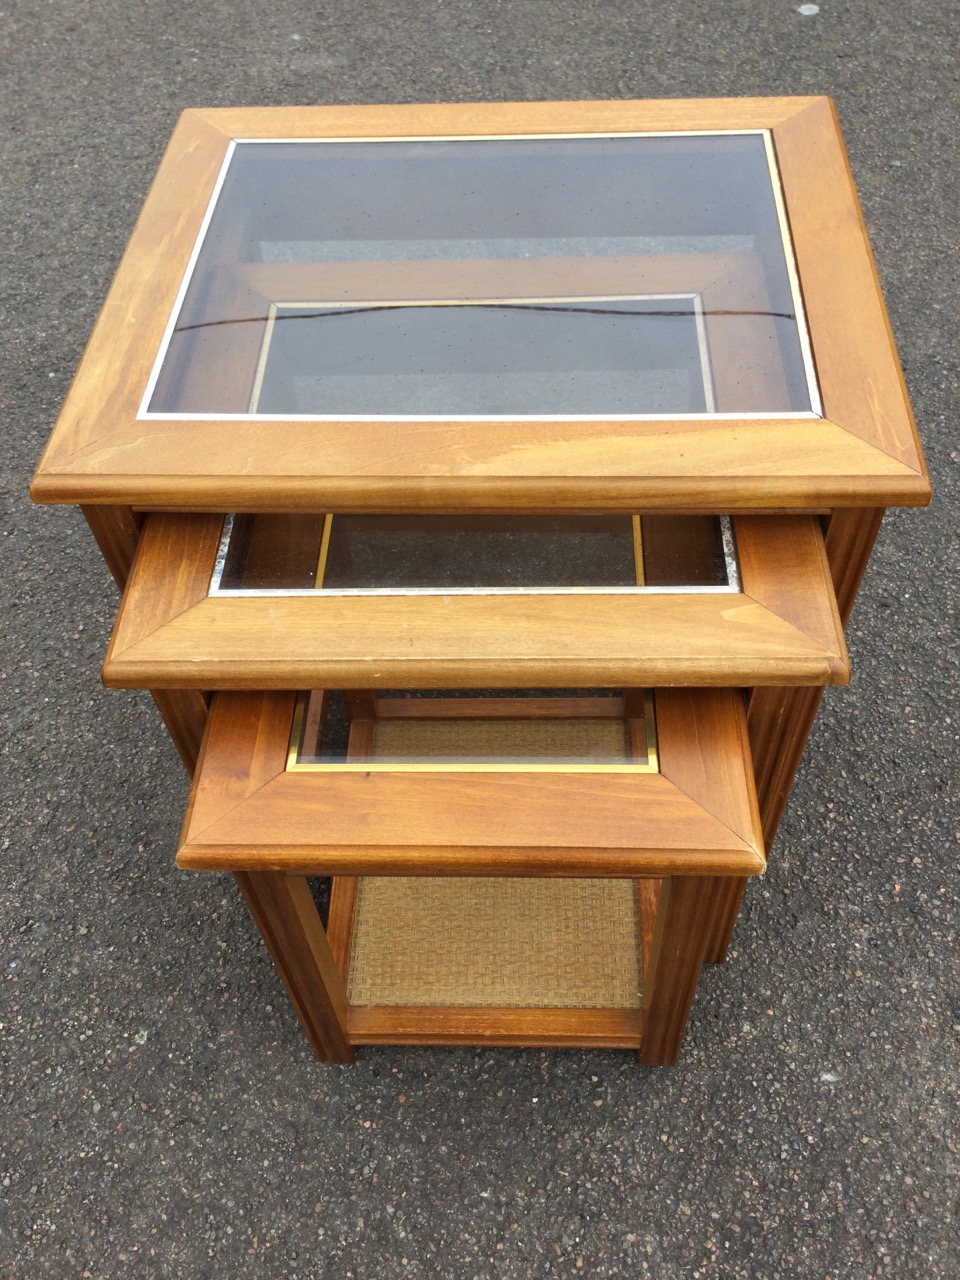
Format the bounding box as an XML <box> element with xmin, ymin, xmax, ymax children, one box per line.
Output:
<box><xmin>33</xmin><ymin>98</ymin><xmax>928</xmax><ymax>511</ymax></box>
<box><xmin>102</xmin><ymin>512</ymin><xmax>849</xmax><ymax>690</ymax></box>
<box><xmin>32</xmin><ymin>98</ymin><xmax>930</xmax><ymax>1065</ymax></box>
<box><xmin>81</xmin><ymin>500</ymin><xmax>886</xmax><ymax>1002</ymax></box>
<box><xmin>179</xmin><ymin>687</ymin><xmax>763</xmax><ymax>1066</ymax></box>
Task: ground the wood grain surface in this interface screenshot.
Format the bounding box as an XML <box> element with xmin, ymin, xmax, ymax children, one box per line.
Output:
<box><xmin>177</xmin><ymin>688</ymin><xmax>764</xmax><ymax>877</ymax></box>
<box><xmin>31</xmin><ymin>98</ymin><xmax>929</xmax><ymax>511</ymax></box>
<box><xmin>103</xmin><ymin>513</ymin><xmax>849</xmax><ymax>689</ymax></box>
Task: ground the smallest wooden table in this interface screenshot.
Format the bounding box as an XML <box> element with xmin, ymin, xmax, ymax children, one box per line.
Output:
<box><xmin>179</xmin><ymin>687</ymin><xmax>763</xmax><ymax>1064</ymax></box>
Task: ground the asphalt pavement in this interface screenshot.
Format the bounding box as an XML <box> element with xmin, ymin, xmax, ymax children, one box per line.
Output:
<box><xmin>2</xmin><ymin>2</ymin><xmax>958</xmax><ymax>1276</ymax></box>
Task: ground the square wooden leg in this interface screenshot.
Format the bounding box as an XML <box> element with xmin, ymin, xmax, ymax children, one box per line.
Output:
<box><xmin>233</xmin><ymin>870</ymin><xmax>354</xmax><ymax>1063</ymax></box>
<box><xmin>701</xmin><ymin>507</ymin><xmax>884</xmax><ymax>965</ymax></box>
<box><xmin>639</xmin><ymin>876</ymin><xmax>732</xmax><ymax>1066</ymax></box>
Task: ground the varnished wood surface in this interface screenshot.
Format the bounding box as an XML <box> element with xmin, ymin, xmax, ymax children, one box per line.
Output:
<box><xmin>746</xmin><ymin>505</ymin><xmax>885</xmax><ymax>850</ymax></box>
<box><xmin>78</xmin><ymin>504</ymin><xmax>208</xmax><ymax>775</ymax></box>
<box><xmin>636</xmin><ymin>878</ymin><xmax>663</xmax><ymax>982</ymax></box>
<box><xmin>824</xmin><ymin>506</ymin><xmax>885</xmax><ymax>628</ymax></box>
<box><xmin>326</xmin><ymin>876</ymin><xmax>358</xmax><ymax>980</ymax></box>
<box><xmin>150</xmin><ymin>689</ymin><xmax>209</xmax><ymax>776</ymax></box>
<box><xmin>639</xmin><ymin>876</ymin><xmax>726</xmax><ymax>1066</ymax></box>
<box><xmin>31</xmin><ymin>98</ymin><xmax>929</xmax><ymax>511</ymax></box>
<box><xmin>773</xmin><ymin>100</ymin><xmax>926</xmax><ymax>478</ymax></box>
<box><xmin>176</xmin><ymin>688</ymin><xmax>764</xmax><ymax>877</ymax></box>
<box><xmin>81</xmin><ymin>505</ymin><xmax>143</xmax><ymax>591</ymax></box>
<box><xmin>36</xmin><ymin>423</ymin><xmax>927</xmax><ymax>511</ymax></box>
<box><xmin>700</xmin><ymin>877</ymin><xmax>751</xmax><ymax>965</ymax></box>
<box><xmin>702</xmin><ymin>506</ymin><xmax>887</xmax><ymax>960</ymax></box>
<box><xmin>198</xmin><ymin>97</ymin><xmax>821</xmax><ymax>138</ymax></box>
<box><xmin>233</xmin><ymin>871</ymin><xmax>354</xmax><ymax>1062</ymax></box>
<box><xmin>346</xmin><ymin>1006</ymin><xmax>642</xmax><ymax>1048</ymax></box>
<box><xmin>103</xmin><ymin>513</ymin><xmax>849</xmax><ymax>689</ymax></box>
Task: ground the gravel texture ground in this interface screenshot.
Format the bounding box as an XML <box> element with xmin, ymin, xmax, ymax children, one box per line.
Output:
<box><xmin>2</xmin><ymin>2</ymin><xmax>958</xmax><ymax>1276</ymax></box>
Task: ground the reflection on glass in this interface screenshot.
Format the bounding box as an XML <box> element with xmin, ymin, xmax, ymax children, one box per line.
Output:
<box><xmin>146</xmin><ymin>134</ymin><xmax>818</xmax><ymax>418</ymax></box>
<box><xmin>289</xmin><ymin>689</ymin><xmax>657</xmax><ymax>772</ymax></box>
<box><xmin>251</xmin><ymin>297</ymin><xmax>710</xmax><ymax>417</ymax></box>
<box><xmin>213</xmin><ymin>513</ymin><xmax>735</xmax><ymax>594</ymax></box>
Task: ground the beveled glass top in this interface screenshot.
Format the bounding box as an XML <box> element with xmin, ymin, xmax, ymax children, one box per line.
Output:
<box><xmin>144</xmin><ymin>133</ymin><xmax>820</xmax><ymax>420</ymax></box>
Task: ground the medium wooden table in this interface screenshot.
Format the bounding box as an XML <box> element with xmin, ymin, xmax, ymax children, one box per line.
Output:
<box><xmin>32</xmin><ymin>98</ymin><xmax>929</xmax><ymax>1064</ymax></box>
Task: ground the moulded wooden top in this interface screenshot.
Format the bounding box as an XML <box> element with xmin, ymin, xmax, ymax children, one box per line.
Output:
<box><xmin>177</xmin><ymin>687</ymin><xmax>765</xmax><ymax>878</ymax></box>
<box><xmin>31</xmin><ymin>97</ymin><xmax>929</xmax><ymax>511</ymax></box>
<box><xmin>102</xmin><ymin>512</ymin><xmax>849</xmax><ymax>689</ymax></box>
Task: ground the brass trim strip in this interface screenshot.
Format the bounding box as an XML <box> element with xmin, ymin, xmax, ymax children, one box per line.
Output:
<box><xmin>644</xmin><ymin>691</ymin><xmax>659</xmax><ymax>773</ymax></box>
<box><xmin>286</xmin><ymin>691</ymin><xmax>308</xmax><ymax>772</ymax></box>
<box><xmin>315</xmin><ymin>513</ymin><xmax>334</xmax><ymax>587</ymax></box>
<box><xmin>632</xmin><ymin>515</ymin><xmax>645</xmax><ymax>587</ymax></box>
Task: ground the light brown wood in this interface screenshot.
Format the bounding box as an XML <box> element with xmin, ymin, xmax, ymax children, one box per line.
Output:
<box><xmin>636</xmin><ymin>878</ymin><xmax>663</xmax><ymax>982</ymax></box>
<box><xmin>80</xmin><ymin>504</ymin><xmax>208</xmax><ymax>776</ymax></box>
<box><xmin>31</xmin><ymin>98</ymin><xmax>929</xmax><ymax>511</ymax></box>
<box><xmin>81</xmin><ymin>505</ymin><xmax>143</xmax><ymax>590</ymax></box>
<box><xmin>656</xmin><ymin>689</ymin><xmax>761</xmax><ymax>850</ymax></box>
<box><xmin>639</xmin><ymin>876</ymin><xmax>732</xmax><ymax>1065</ymax></box>
<box><xmin>346</xmin><ymin>1006</ymin><xmax>642</xmax><ymax>1047</ymax></box>
<box><xmin>341</xmin><ymin>690</ymin><xmax>378</xmax><ymax>723</ymax></box>
<box><xmin>36</xmin><ymin>423</ymin><xmax>926</xmax><ymax>511</ymax></box>
<box><xmin>824</xmin><ymin>506</ymin><xmax>885</xmax><ymax>627</ymax></box>
<box><xmin>702</xmin><ymin>509</ymin><xmax>885</xmax><ymax>963</ymax></box>
<box><xmin>704</xmin><ymin>679</ymin><xmax>827</xmax><ymax>966</ymax></box>
<box><xmin>103</xmin><ymin>513</ymin><xmax>849</xmax><ymax>689</ymax></box>
<box><xmin>724</xmin><ymin>505</ymin><xmax>874</xmax><ymax>932</ymax></box>
<box><xmin>325</xmin><ymin>876</ymin><xmax>358</xmax><ymax>979</ymax></box>
<box><xmin>197</xmin><ymin>98</ymin><xmax>822</xmax><ymax>140</ymax></box>
<box><xmin>746</xmin><ymin>507</ymin><xmax>884</xmax><ymax>848</ymax></box>
<box><xmin>700</xmin><ymin>876</ymin><xmax>753</xmax><ymax>965</ymax></box>
<box><xmin>233</xmin><ymin>871</ymin><xmax>353</xmax><ymax>1062</ymax></box>
<box><xmin>151</xmin><ymin>689</ymin><xmax>209</xmax><ymax>776</ymax></box>
<box><xmin>773</xmin><ymin>100</ymin><xmax>926</xmax><ymax>475</ymax></box>
<box><xmin>177</xmin><ymin>689</ymin><xmax>764</xmax><ymax>877</ymax></box>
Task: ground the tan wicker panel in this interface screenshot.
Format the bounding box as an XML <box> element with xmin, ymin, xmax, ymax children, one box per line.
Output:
<box><xmin>348</xmin><ymin>877</ymin><xmax>642</xmax><ymax>1008</ymax></box>
<box><xmin>371</xmin><ymin>716</ymin><xmax>630</xmax><ymax>763</ymax></box>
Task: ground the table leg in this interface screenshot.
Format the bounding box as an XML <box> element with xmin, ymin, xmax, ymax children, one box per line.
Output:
<box><xmin>702</xmin><ymin>508</ymin><xmax>885</xmax><ymax>964</ymax></box>
<box><xmin>234</xmin><ymin>870</ymin><xmax>354</xmax><ymax>1063</ymax></box>
<box><xmin>749</xmin><ymin>507</ymin><xmax>883</xmax><ymax>848</ymax></box>
<box><xmin>82</xmin><ymin>503</ymin><xmax>210</xmax><ymax>774</ymax></box>
<box><xmin>81</xmin><ymin>503</ymin><xmax>142</xmax><ymax>588</ymax></box>
<box><xmin>639</xmin><ymin>876</ymin><xmax>723</xmax><ymax>1066</ymax></box>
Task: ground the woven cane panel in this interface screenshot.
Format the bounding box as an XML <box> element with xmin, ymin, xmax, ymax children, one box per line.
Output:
<box><xmin>348</xmin><ymin>878</ymin><xmax>642</xmax><ymax>1008</ymax></box>
<box><xmin>371</xmin><ymin>717</ymin><xmax>630</xmax><ymax>763</ymax></box>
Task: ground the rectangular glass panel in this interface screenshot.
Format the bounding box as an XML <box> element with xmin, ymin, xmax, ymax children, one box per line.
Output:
<box><xmin>640</xmin><ymin>515</ymin><xmax>727</xmax><ymax>586</ymax></box>
<box><xmin>289</xmin><ymin>690</ymin><xmax>657</xmax><ymax>772</ymax></box>
<box><xmin>213</xmin><ymin>513</ymin><xmax>735</xmax><ymax>594</ymax></box>
<box><xmin>251</xmin><ymin>296</ymin><xmax>709</xmax><ymax>417</ymax></box>
<box><xmin>146</xmin><ymin>134</ymin><xmax>818</xmax><ymax>419</ymax></box>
